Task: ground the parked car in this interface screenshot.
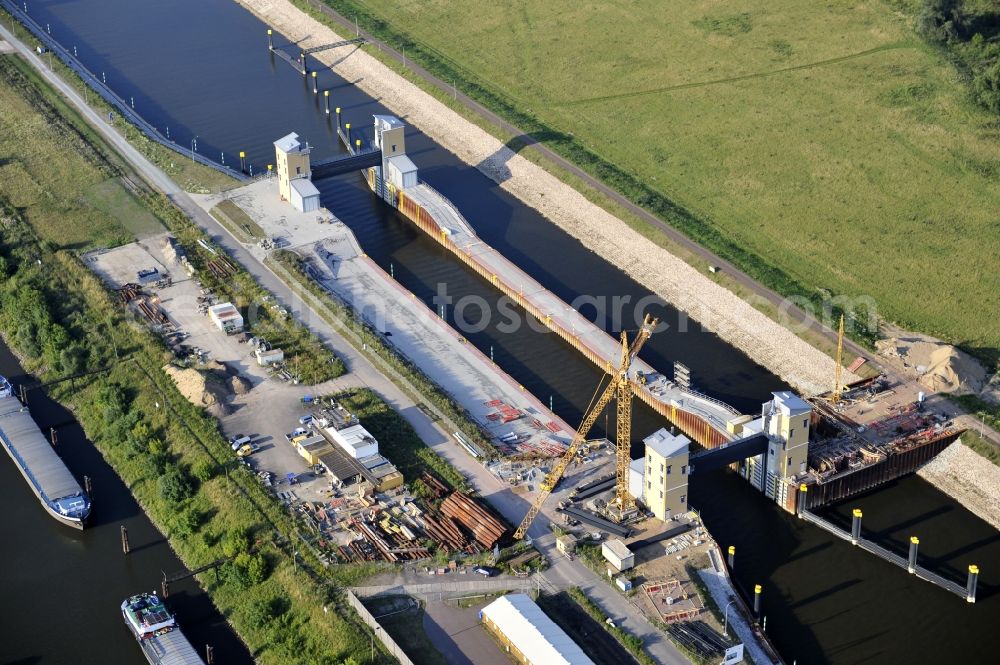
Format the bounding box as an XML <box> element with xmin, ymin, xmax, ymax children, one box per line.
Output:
<box><xmin>237</xmin><ymin>443</ymin><xmax>261</xmax><ymax>457</ymax></box>
<box><xmin>474</xmin><ymin>567</ymin><xmax>496</xmax><ymax>577</ymax></box>
<box><xmin>298</xmin><ymin>414</ymin><xmax>314</xmax><ymax>426</ymax></box>
<box><xmin>285</xmin><ymin>427</ymin><xmax>309</xmax><ymax>441</ymax></box>
<box><xmin>229</xmin><ymin>434</ymin><xmax>251</xmax><ymax>451</ymax></box>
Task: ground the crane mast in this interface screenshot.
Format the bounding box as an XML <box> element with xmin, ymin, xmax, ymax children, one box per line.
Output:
<box><xmin>513</xmin><ymin>314</ymin><xmax>658</xmax><ymax>540</ymax></box>
<box><xmin>833</xmin><ymin>314</ymin><xmax>845</xmax><ymax>404</ymax></box>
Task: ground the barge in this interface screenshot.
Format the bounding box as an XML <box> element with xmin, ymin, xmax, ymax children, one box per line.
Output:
<box><xmin>122</xmin><ymin>592</ymin><xmax>204</xmax><ymax>665</ymax></box>
<box><xmin>0</xmin><ymin>376</ymin><xmax>91</xmax><ymax>528</ymax></box>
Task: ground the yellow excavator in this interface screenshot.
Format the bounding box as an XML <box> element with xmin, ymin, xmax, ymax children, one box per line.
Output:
<box><xmin>513</xmin><ymin>313</ymin><xmax>659</xmax><ymax>540</ymax></box>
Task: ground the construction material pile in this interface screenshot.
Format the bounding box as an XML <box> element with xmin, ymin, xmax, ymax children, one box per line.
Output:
<box><xmin>163</xmin><ymin>364</ymin><xmax>229</xmax><ymax>407</ymax></box>
<box><xmin>118</xmin><ymin>283</ymin><xmax>143</xmax><ymax>303</ymax></box>
<box><xmin>207</xmin><ymin>257</ymin><xmax>236</xmax><ymax>278</ymax></box>
<box><xmin>440</xmin><ymin>491</ymin><xmax>508</xmax><ymax>549</ymax></box>
<box><xmin>876</xmin><ymin>337</ymin><xmax>987</xmax><ymax>395</ymax></box>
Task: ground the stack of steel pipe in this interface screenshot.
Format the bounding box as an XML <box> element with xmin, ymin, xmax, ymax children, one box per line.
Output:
<box><xmin>422</xmin><ymin>513</ymin><xmax>467</xmax><ymax>551</ymax></box>
<box><xmin>118</xmin><ymin>283</ymin><xmax>142</xmax><ymax>303</ymax></box>
<box><xmin>440</xmin><ymin>492</ymin><xmax>508</xmax><ymax>549</ymax></box>
<box><xmin>420</xmin><ymin>472</ymin><xmax>450</xmax><ymax>498</ymax></box>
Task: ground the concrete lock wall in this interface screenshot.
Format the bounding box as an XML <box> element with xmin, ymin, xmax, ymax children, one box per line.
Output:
<box><xmin>345</xmin><ymin>590</ymin><xmax>416</xmax><ymax>665</ymax></box>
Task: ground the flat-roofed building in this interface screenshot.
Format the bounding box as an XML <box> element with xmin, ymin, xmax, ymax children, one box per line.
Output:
<box><xmin>327</xmin><ymin>423</ymin><xmax>379</xmax><ymax>459</ymax></box>
<box><xmin>208</xmin><ymin>303</ymin><xmax>243</xmax><ymax>334</ymax></box>
<box><xmin>602</xmin><ymin>538</ymin><xmax>635</xmax><ymax>572</ymax></box>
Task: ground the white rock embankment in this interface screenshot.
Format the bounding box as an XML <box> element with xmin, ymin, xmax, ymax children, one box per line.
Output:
<box><xmin>917</xmin><ymin>440</ymin><xmax>1000</xmax><ymax>531</ymax></box>
<box><xmin>238</xmin><ymin>0</ymin><xmax>854</xmax><ymax>396</ymax></box>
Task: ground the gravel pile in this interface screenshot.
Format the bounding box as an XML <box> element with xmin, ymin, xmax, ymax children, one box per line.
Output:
<box><xmin>917</xmin><ymin>440</ymin><xmax>1000</xmax><ymax>530</ymax></box>
<box><xmin>241</xmin><ymin>0</ymin><xmax>858</xmax><ymax>396</ymax></box>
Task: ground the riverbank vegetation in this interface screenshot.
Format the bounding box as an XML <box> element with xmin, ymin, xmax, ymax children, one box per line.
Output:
<box><xmin>0</xmin><ymin>52</ymin><xmax>383</xmax><ymax>663</ymax></box>
<box><xmin>308</xmin><ymin>0</ymin><xmax>1000</xmax><ymax>365</ymax></box>
<box><xmin>0</xmin><ymin>55</ymin><xmax>161</xmax><ymax>248</ymax></box>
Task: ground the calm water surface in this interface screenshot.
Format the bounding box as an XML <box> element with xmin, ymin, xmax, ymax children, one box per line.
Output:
<box><xmin>10</xmin><ymin>1</ymin><xmax>1000</xmax><ymax>662</ymax></box>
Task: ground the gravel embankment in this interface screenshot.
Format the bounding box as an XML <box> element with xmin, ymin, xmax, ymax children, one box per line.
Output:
<box><xmin>917</xmin><ymin>440</ymin><xmax>1000</xmax><ymax>530</ymax></box>
<box><xmin>239</xmin><ymin>0</ymin><xmax>855</xmax><ymax>396</ymax></box>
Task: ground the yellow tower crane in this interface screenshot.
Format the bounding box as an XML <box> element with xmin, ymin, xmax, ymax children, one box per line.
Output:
<box><xmin>833</xmin><ymin>314</ymin><xmax>845</xmax><ymax>404</ymax></box>
<box><xmin>513</xmin><ymin>314</ymin><xmax>658</xmax><ymax>540</ymax></box>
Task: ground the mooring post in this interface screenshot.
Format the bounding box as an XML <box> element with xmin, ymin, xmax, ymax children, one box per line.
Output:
<box><xmin>324</xmin><ymin>89</ymin><xmax>330</xmax><ymax>114</ymax></box>
<box><xmin>84</xmin><ymin>475</ymin><xmax>92</xmax><ymax>496</ymax></box>
<box><xmin>753</xmin><ymin>584</ymin><xmax>762</xmax><ymax>618</ymax></box>
<box><xmin>727</xmin><ymin>545</ymin><xmax>736</xmax><ymax>570</ymax></box>
<box><xmin>19</xmin><ymin>383</ymin><xmax>27</xmax><ymax>405</ymax></box>
<box><xmin>300</xmin><ymin>51</ymin><xmax>307</xmax><ymax>75</ymax></box>
<box><xmin>267</xmin><ymin>164</ymin><xmax>273</xmax><ymax>177</ymax></box>
<box><xmin>161</xmin><ymin>573</ymin><xmax>169</xmax><ymax>598</ymax></box>
<box><xmin>312</xmin><ymin>70</ymin><xmax>318</xmax><ymax>94</ymax></box>
<box><xmin>239</xmin><ymin>151</ymin><xmax>246</xmax><ymax>173</ymax></box>
<box><xmin>967</xmin><ymin>565</ymin><xmax>979</xmax><ymax>603</ymax></box>
<box><xmin>345</xmin><ymin>122</ymin><xmax>351</xmax><ymax>145</ymax></box>
<box><xmin>50</xmin><ymin>427</ymin><xmax>57</xmax><ymax>446</ymax></box>
<box><xmin>121</xmin><ymin>525</ymin><xmax>130</xmax><ymax>554</ymax></box>
<box><xmin>206</xmin><ymin>645</ymin><xmax>215</xmax><ymax>665</ymax></box>
<box><xmin>797</xmin><ymin>483</ymin><xmax>808</xmax><ymax>516</ymax></box>
<box><xmin>355</xmin><ymin>139</ymin><xmax>362</xmax><ymax>153</ymax></box>
<box><xmin>335</xmin><ymin>107</ymin><xmax>342</xmax><ymax>129</ymax></box>
<box><xmin>908</xmin><ymin>536</ymin><xmax>919</xmax><ymax>573</ymax></box>
<box><xmin>850</xmin><ymin>508</ymin><xmax>862</xmax><ymax>545</ymax></box>
<box><xmin>267</xmin><ymin>28</ymin><xmax>273</xmax><ymax>51</ymax></box>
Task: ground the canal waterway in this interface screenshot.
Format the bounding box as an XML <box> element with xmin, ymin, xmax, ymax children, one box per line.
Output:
<box><xmin>12</xmin><ymin>1</ymin><xmax>1000</xmax><ymax>662</ymax></box>
<box><xmin>0</xmin><ymin>342</ymin><xmax>253</xmax><ymax>665</ymax></box>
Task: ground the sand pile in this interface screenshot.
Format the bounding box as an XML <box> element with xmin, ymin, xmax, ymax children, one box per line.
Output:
<box><xmin>237</xmin><ymin>0</ymin><xmax>858</xmax><ymax>396</ymax></box>
<box><xmin>229</xmin><ymin>374</ymin><xmax>252</xmax><ymax>395</ymax></box>
<box><xmin>163</xmin><ymin>364</ymin><xmax>230</xmax><ymax>407</ymax></box>
<box><xmin>876</xmin><ymin>337</ymin><xmax>986</xmax><ymax>395</ymax></box>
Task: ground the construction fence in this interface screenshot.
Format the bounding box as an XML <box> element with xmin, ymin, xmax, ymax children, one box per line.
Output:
<box><xmin>344</xmin><ymin>589</ymin><xmax>416</xmax><ymax>665</ymax></box>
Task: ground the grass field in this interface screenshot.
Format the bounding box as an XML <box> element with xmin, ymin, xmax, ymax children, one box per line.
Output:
<box><xmin>0</xmin><ymin>55</ymin><xmax>163</xmax><ymax>248</ymax></box>
<box><xmin>329</xmin><ymin>0</ymin><xmax>1000</xmax><ymax>363</ymax></box>
<box><xmin>211</xmin><ymin>199</ymin><xmax>267</xmax><ymax>242</ymax></box>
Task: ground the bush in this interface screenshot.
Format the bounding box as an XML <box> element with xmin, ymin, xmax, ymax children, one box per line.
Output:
<box><xmin>221</xmin><ymin>526</ymin><xmax>252</xmax><ymax>558</ymax></box>
<box><xmin>228</xmin><ymin>552</ymin><xmax>270</xmax><ymax>589</ymax></box>
<box><xmin>192</xmin><ymin>457</ymin><xmax>217</xmax><ymax>483</ymax></box>
<box><xmin>158</xmin><ymin>466</ymin><xmax>194</xmax><ymax>503</ymax></box>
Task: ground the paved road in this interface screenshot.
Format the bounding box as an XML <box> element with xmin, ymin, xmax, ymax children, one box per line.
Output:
<box><xmin>0</xmin><ymin>25</ymin><xmax>691</xmax><ymax>665</ymax></box>
<box><xmin>423</xmin><ymin>600</ymin><xmax>510</xmax><ymax>665</ymax></box>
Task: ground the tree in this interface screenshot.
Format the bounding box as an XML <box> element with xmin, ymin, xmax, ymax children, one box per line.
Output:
<box><xmin>973</xmin><ymin>61</ymin><xmax>1000</xmax><ymax>113</ymax></box>
<box><xmin>191</xmin><ymin>458</ymin><xmax>217</xmax><ymax>483</ymax></box>
<box><xmin>918</xmin><ymin>0</ymin><xmax>966</xmax><ymax>42</ymax></box>
<box><xmin>158</xmin><ymin>466</ymin><xmax>194</xmax><ymax>503</ymax></box>
<box><xmin>221</xmin><ymin>526</ymin><xmax>251</xmax><ymax>558</ymax></box>
<box><xmin>59</xmin><ymin>344</ymin><xmax>87</xmax><ymax>375</ymax></box>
